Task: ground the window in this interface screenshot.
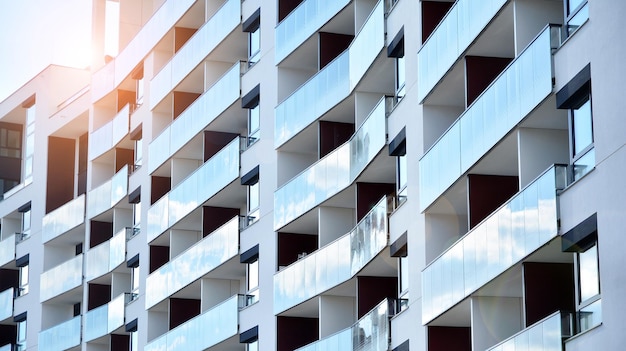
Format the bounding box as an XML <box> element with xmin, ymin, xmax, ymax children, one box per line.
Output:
<box><xmin>571</xmin><ymin>97</ymin><xmax>594</xmax><ymax>181</ymax></box>
<box><xmin>129</xmin><ymin>330</ymin><xmax>138</xmax><ymax>351</ymax></box>
<box><xmin>565</xmin><ymin>0</ymin><xmax>588</xmax><ymax>36</ymax></box>
<box><xmin>241</xmin><ymin>245</ymin><xmax>259</xmax><ymax>306</ymax></box>
<box><xmin>134</xmin><ymin>138</ymin><xmax>143</xmax><ymax>169</ymax></box>
<box><xmin>127</xmin><ymin>255</ymin><xmax>140</xmax><ymax>302</ymax></box>
<box><xmin>247</xmin><ymin>340</ymin><xmax>259</xmax><ymax>351</ymax></box>
<box><xmin>576</xmin><ymin>243</ymin><xmax>602</xmax><ymax>332</ymax></box>
<box><xmin>18</xmin><ymin>203</ymin><xmax>31</xmax><ymax>242</ymax></box>
<box><xmin>136</xmin><ymin>77</ymin><xmax>144</xmax><ymax>107</ymax></box>
<box><xmin>397</xmin><ymin>154</ymin><xmax>407</xmax><ymax>203</ymax></box>
<box><xmin>18</xmin><ymin>262</ymin><xmax>29</xmax><ymax>296</ymax></box>
<box><xmin>398</xmin><ymin>254</ymin><xmax>409</xmax><ymax>310</ymax></box>
<box><xmin>133</xmin><ymin>201</ymin><xmax>141</xmax><ymax>228</ymax></box>
<box><xmin>249</xmin><ymin>27</ymin><xmax>260</xmax><ymax>67</ymax></box>
<box><xmin>243</xmin><ymin>9</ymin><xmax>261</xmax><ymax>67</ymax></box>
<box><xmin>395</xmin><ymin>56</ymin><xmax>406</xmax><ymax>102</ymax></box>
<box><xmin>16</xmin><ymin>318</ymin><xmax>26</xmax><ymax>350</ymax></box>
<box><xmin>247</xmin><ymin>180</ymin><xmax>260</xmax><ymax>225</ymax></box>
<box><xmin>248</xmin><ymin>104</ymin><xmax>260</xmax><ymax>146</ymax></box>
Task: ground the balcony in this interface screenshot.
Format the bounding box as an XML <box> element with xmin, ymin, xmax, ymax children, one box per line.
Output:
<box><xmin>145</xmin><ymin>295</ymin><xmax>239</xmax><ymax>351</ymax></box>
<box><xmin>275</xmin><ymin>0</ymin><xmax>351</xmax><ymax>64</ymax></box>
<box><xmin>87</xmin><ymin>165</ymin><xmax>129</xmax><ymax>219</ymax></box>
<box><xmin>274</xmin><ymin>97</ymin><xmax>387</xmax><ymax>231</ymax></box>
<box><xmin>83</xmin><ymin>293</ymin><xmax>125</xmax><ymax>342</ymax></box>
<box><xmin>0</xmin><ymin>288</ymin><xmax>13</xmax><ymax>322</ymax></box>
<box><xmin>146</xmin><ymin>216</ymin><xmax>239</xmax><ymax>309</ymax></box>
<box><xmin>91</xmin><ymin>0</ymin><xmax>196</xmax><ymax>102</ymax></box>
<box><xmin>417</xmin><ymin>0</ymin><xmax>507</xmax><ymax>102</ymax></box>
<box><xmin>487</xmin><ymin>311</ymin><xmax>565</xmax><ymax>351</ymax></box>
<box><xmin>148</xmin><ymin>62</ymin><xmax>243</xmax><ymax>174</ymax></box>
<box><xmin>274</xmin><ymin>196</ymin><xmax>389</xmax><ymax>314</ymax></box>
<box><xmin>296</xmin><ymin>299</ymin><xmax>390</xmax><ymax>351</ymax></box>
<box><xmin>89</xmin><ymin>104</ymin><xmax>130</xmax><ymax>160</ymax></box>
<box><xmin>42</xmin><ymin>194</ymin><xmax>85</xmax><ymax>244</ymax></box>
<box><xmin>40</xmin><ymin>254</ymin><xmax>84</xmax><ymax>303</ymax></box>
<box><xmin>147</xmin><ymin>138</ymin><xmax>240</xmax><ymax>242</ymax></box>
<box><xmin>274</xmin><ymin>0</ymin><xmax>385</xmax><ymax>147</ymax></box>
<box><xmin>150</xmin><ymin>0</ymin><xmax>241</xmax><ymax>107</ymax></box>
<box><xmin>419</xmin><ymin>25</ymin><xmax>559</xmax><ymax>210</ymax></box>
<box><xmin>422</xmin><ymin>165</ymin><xmax>567</xmax><ymax>324</ymax></box>
<box><xmin>0</xmin><ymin>234</ymin><xmax>15</xmax><ymax>267</ymax></box>
<box><xmin>85</xmin><ymin>227</ymin><xmax>126</xmax><ymax>281</ymax></box>
<box><xmin>0</xmin><ymin>344</ymin><xmax>10</xmax><ymax>351</ymax></box>
<box><xmin>38</xmin><ymin>316</ymin><xmax>81</xmax><ymax>351</ymax></box>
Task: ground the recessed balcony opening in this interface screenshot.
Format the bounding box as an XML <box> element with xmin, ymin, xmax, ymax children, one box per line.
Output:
<box><xmin>277</xmin><ymin>2</ymin><xmax>355</xmax><ymax>101</ymax></box>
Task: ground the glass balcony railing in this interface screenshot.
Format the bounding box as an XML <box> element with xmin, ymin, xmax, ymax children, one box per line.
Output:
<box><xmin>274</xmin><ymin>196</ymin><xmax>389</xmax><ymax>314</ymax></box>
<box><xmin>274</xmin><ymin>96</ymin><xmax>387</xmax><ymax>231</ymax></box>
<box><xmin>274</xmin><ymin>0</ymin><xmax>385</xmax><ymax>147</ymax></box>
<box><xmin>40</xmin><ymin>254</ymin><xmax>84</xmax><ymax>302</ymax></box>
<box><xmin>487</xmin><ymin>311</ymin><xmax>565</xmax><ymax>351</ymax></box>
<box><xmin>85</xmin><ymin>227</ymin><xmax>126</xmax><ymax>281</ymax></box>
<box><xmin>0</xmin><ymin>344</ymin><xmax>10</xmax><ymax>351</ymax></box>
<box><xmin>42</xmin><ymin>194</ymin><xmax>85</xmax><ymax>243</ymax></box>
<box><xmin>87</xmin><ymin>165</ymin><xmax>129</xmax><ymax>218</ymax></box>
<box><xmin>275</xmin><ymin>0</ymin><xmax>351</xmax><ymax>64</ymax></box>
<box><xmin>422</xmin><ymin>165</ymin><xmax>567</xmax><ymax>323</ymax></box>
<box><xmin>146</xmin><ymin>216</ymin><xmax>239</xmax><ymax>309</ymax></box>
<box><xmin>91</xmin><ymin>0</ymin><xmax>196</xmax><ymax>102</ymax></box>
<box><xmin>417</xmin><ymin>0</ymin><xmax>507</xmax><ymax>102</ymax></box>
<box><xmin>296</xmin><ymin>299</ymin><xmax>390</xmax><ymax>351</ymax></box>
<box><xmin>89</xmin><ymin>104</ymin><xmax>130</xmax><ymax>160</ymax></box>
<box><xmin>0</xmin><ymin>288</ymin><xmax>13</xmax><ymax>321</ymax></box>
<box><xmin>147</xmin><ymin>138</ymin><xmax>240</xmax><ymax>242</ymax></box>
<box><xmin>39</xmin><ymin>316</ymin><xmax>81</xmax><ymax>351</ymax></box>
<box><xmin>148</xmin><ymin>62</ymin><xmax>242</xmax><ymax>173</ymax></box>
<box><xmin>419</xmin><ymin>25</ymin><xmax>559</xmax><ymax>210</ymax></box>
<box><xmin>0</xmin><ymin>234</ymin><xmax>15</xmax><ymax>267</ymax></box>
<box><xmin>145</xmin><ymin>295</ymin><xmax>239</xmax><ymax>351</ymax></box>
<box><xmin>84</xmin><ymin>293</ymin><xmax>125</xmax><ymax>342</ymax></box>
<box><xmin>150</xmin><ymin>0</ymin><xmax>240</xmax><ymax>107</ymax></box>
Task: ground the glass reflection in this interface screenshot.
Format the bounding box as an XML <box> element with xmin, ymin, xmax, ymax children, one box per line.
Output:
<box><xmin>40</xmin><ymin>254</ymin><xmax>83</xmax><ymax>302</ymax></box>
<box><xmin>274</xmin><ymin>196</ymin><xmax>388</xmax><ymax>314</ymax></box>
<box><xmin>38</xmin><ymin>316</ymin><xmax>81</xmax><ymax>351</ymax></box>
<box><xmin>42</xmin><ymin>195</ymin><xmax>85</xmax><ymax>243</ymax></box>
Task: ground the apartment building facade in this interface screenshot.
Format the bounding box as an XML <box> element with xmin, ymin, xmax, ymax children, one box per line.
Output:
<box><xmin>0</xmin><ymin>0</ymin><xmax>624</xmax><ymax>350</ymax></box>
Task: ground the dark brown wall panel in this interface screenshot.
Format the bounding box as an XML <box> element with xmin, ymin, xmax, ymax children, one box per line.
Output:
<box><xmin>523</xmin><ymin>262</ymin><xmax>575</xmax><ymax>325</ymax></box>
<box><xmin>203</xmin><ymin>131</ymin><xmax>239</xmax><ymax>162</ymax></box>
<box><xmin>319</xmin><ymin>32</ymin><xmax>354</xmax><ymax>69</ymax></box>
<box><xmin>174</xmin><ymin>27</ymin><xmax>198</xmax><ymax>53</ymax></box>
<box><xmin>0</xmin><ymin>325</ymin><xmax>16</xmax><ymax>346</ymax></box>
<box><xmin>88</xmin><ymin>283</ymin><xmax>111</xmax><ymax>310</ymax></box>
<box><xmin>0</xmin><ymin>269</ymin><xmax>19</xmax><ymax>290</ymax></box>
<box><xmin>278</xmin><ymin>0</ymin><xmax>304</xmax><ymax>22</ymax></box>
<box><xmin>428</xmin><ymin>326</ymin><xmax>471</xmax><ymax>351</ymax></box>
<box><xmin>319</xmin><ymin>121</ymin><xmax>354</xmax><ymax>158</ymax></box>
<box><xmin>90</xmin><ymin>221</ymin><xmax>113</xmax><ymax>248</ymax></box>
<box><xmin>115</xmin><ymin>148</ymin><xmax>134</xmax><ymax>172</ymax></box>
<box><xmin>277</xmin><ymin>232</ymin><xmax>318</xmax><ymax>268</ymax></box>
<box><xmin>357</xmin><ymin>276</ymin><xmax>397</xmax><ymax>318</ymax></box>
<box><xmin>356</xmin><ymin>182</ymin><xmax>394</xmax><ymax>221</ymax></box>
<box><xmin>467</xmin><ymin>174</ymin><xmax>518</xmax><ymax>229</ymax></box>
<box><xmin>151</xmin><ymin>176</ymin><xmax>171</xmax><ymax>205</ymax></box>
<box><xmin>277</xmin><ymin>316</ymin><xmax>319</xmax><ymax>351</ymax></box>
<box><xmin>465</xmin><ymin>56</ymin><xmax>512</xmax><ymax>106</ymax></box>
<box><xmin>422</xmin><ymin>1</ymin><xmax>454</xmax><ymax>43</ymax></box>
<box><xmin>149</xmin><ymin>245</ymin><xmax>170</xmax><ymax>273</ymax></box>
<box><xmin>111</xmin><ymin>334</ymin><xmax>130</xmax><ymax>351</ymax></box>
<box><xmin>46</xmin><ymin>136</ymin><xmax>76</xmax><ymax>213</ymax></box>
<box><xmin>77</xmin><ymin>133</ymin><xmax>88</xmax><ymax>196</ymax></box>
<box><xmin>117</xmin><ymin>89</ymin><xmax>136</xmax><ymax>112</ymax></box>
<box><xmin>170</xmin><ymin>298</ymin><xmax>201</xmax><ymax>329</ymax></box>
<box><xmin>203</xmin><ymin>206</ymin><xmax>240</xmax><ymax>236</ymax></box>
<box><xmin>173</xmin><ymin>91</ymin><xmax>201</xmax><ymax>120</ymax></box>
